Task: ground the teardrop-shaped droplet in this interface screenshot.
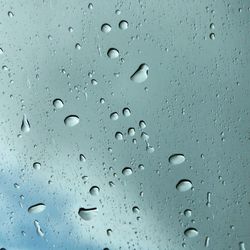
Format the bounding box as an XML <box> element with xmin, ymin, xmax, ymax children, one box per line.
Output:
<box><xmin>89</xmin><ymin>186</ymin><xmax>100</xmax><ymax>196</ymax></box>
<box><xmin>33</xmin><ymin>162</ymin><xmax>41</xmax><ymax>170</ymax></box>
<box><xmin>169</xmin><ymin>154</ymin><xmax>185</xmax><ymax>165</ymax></box>
<box><xmin>101</xmin><ymin>23</ymin><xmax>112</xmax><ymax>33</ymax></box>
<box><xmin>176</xmin><ymin>179</ymin><xmax>192</xmax><ymax>192</ymax></box>
<box><xmin>130</xmin><ymin>64</ymin><xmax>149</xmax><ymax>83</ymax></box>
<box><xmin>107</xmin><ymin>48</ymin><xmax>119</xmax><ymax>59</ymax></box>
<box><xmin>21</xmin><ymin>115</ymin><xmax>30</xmax><ymax>133</ymax></box>
<box><xmin>28</xmin><ymin>203</ymin><xmax>46</xmax><ymax>214</ymax></box>
<box><xmin>184</xmin><ymin>228</ymin><xmax>199</xmax><ymax>238</ymax></box>
<box><xmin>122</xmin><ymin>167</ymin><xmax>133</xmax><ymax>176</ymax></box>
<box><xmin>53</xmin><ymin>99</ymin><xmax>64</xmax><ymax>109</ymax></box>
<box><xmin>64</xmin><ymin>115</ymin><xmax>80</xmax><ymax>127</ymax></box>
<box><xmin>78</xmin><ymin>207</ymin><xmax>98</xmax><ymax>221</ymax></box>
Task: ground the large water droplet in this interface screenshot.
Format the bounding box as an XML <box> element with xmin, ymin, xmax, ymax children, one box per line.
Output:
<box><xmin>64</xmin><ymin>115</ymin><xmax>80</xmax><ymax>127</ymax></box>
<box><xmin>107</xmin><ymin>48</ymin><xmax>119</xmax><ymax>59</ymax></box>
<box><xmin>28</xmin><ymin>203</ymin><xmax>46</xmax><ymax>214</ymax></box>
<box><xmin>176</xmin><ymin>179</ymin><xmax>192</xmax><ymax>192</ymax></box>
<box><xmin>101</xmin><ymin>23</ymin><xmax>111</xmax><ymax>33</ymax></box>
<box><xmin>122</xmin><ymin>167</ymin><xmax>133</xmax><ymax>176</ymax></box>
<box><xmin>21</xmin><ymin>115</ymin><xmax>30</xmax><ymax>133</ymax></box>
<box><xmin>169</xmin><ymin>154</ymin><xmax>185</xmax><ymax>165</ymax></box>
<box><xmin>78</xmin><ymin>207</ymin><xmax>98</xmax><ymax>221</ymax></box>
<box><xmin>119</xmin><ymin>20</ymin><xmax>129</xmax><ymax>30</ymax></box>
<box><xmin>89</xmin><ymin>186</ymin><xmax>100</xmax><ymax>196</ymax></box>
<box><xmin>53</xmin><ymin>99</ymin><xmax>64</xmax><ymax>109</ymax></box>
<box><xmin>184</xmin><ymin>228</ymin><xmax>198</xmax><ymax>238</ymax></box>
<box><xmin>130</xmin><ymin>64</ymin><xmax>149</xmax><ymax>83</ymax></box>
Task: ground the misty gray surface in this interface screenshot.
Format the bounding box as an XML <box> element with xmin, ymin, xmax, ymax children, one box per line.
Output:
<box><xmin>0</xmin><ymin>0</ymin><xmax>249</xmax><ymax>250</ymax></box>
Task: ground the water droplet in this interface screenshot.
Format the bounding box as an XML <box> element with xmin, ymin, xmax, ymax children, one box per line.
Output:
<box><xmin>132</xmin><ymin>206</ymin><xmax>140</xmax><ymax>214</ymax></box>
<box><xmin>128</xmin><ymin>127</ymin><xmax>135</xmax><ymax>136</ymax></box>
<box><xmin>169</xmin><ymin>154</ymin><xmax>185</xmax><ymax>165</ymax></box>
<box><xmin>146</xmin><ymin>144</ymin><xmax>155</xmax><ymax>153</ymax></box>
<box><xmin>28</xmin><ymin>203</ymin><xmax>46</xmax><ymax>214</ymax></box>
<box><xmin>89</xmin><ymin>186</ymin><xmax>100</xmax><ymax>196</ymax></box>
<box><xmin>14</xmin><ymin>183</ymin><xmax>20</xmax><ymax>189</ymax></box>
<box><xmin>21</xmin><ymin>115</ymin><xmax>30</xmax><ymax>133</ymax></box>
<box><xmin>122</xmin><ymin>108</ymin><xmax>131</xmax><ymax>117</ymax></box>
<box><xmin>53</xmin><ymin>98</ymin><xmax>64</xmax><ymax>109</ymax></box>
<box><xmin>205</xmin><ymin>236</ymin><xmax>210</xmax><ymax>247</ymax></box>
<box><xmin>110</xmin><ymin>112</ymin><xmax>119</xmax><ymax>121</ymax></box>
<box><xmin>33</xmin><ymin>162</ymin><xmax>41</xmax><ymax>170</ymax></box>
<box><xmin>79</xmin><ymin>154</ymin><xmax>86</xmax><ymax>162</ymax></box>
<box><xmin>101</xmin><ymin>23</ymin><xmax>111</xmax><ymax>33</ymax></box>
<box><xmin>68</xmin><ymin>26</ymin><xmax>74</xmax><ymax>32</ymax></box>
<box><xmin>210</xmin><ymin>23</ymin><xmax>215</xmax><ymax>29</ymax></box>
<box><xmin>107</xmin><ymin>229</ymin><xmax>112</xmax><ymax>236</ymax></box>
<box><xmin>122</xmin><ymin>167</ymin><xmax>133</xmax><ymax>176</ymax></box>
<box><xmin>239</xmin><ymin>242</ymin><xmax>246</xmax><ymax>250</ymax></box>
<box><xmin>176</xmin><ymin>179</ymin><xmax>192</xmax><ymax>192</ymax></box>
<box><xmin>34</xmin><ymin>220</ymin><xmax>44</xmax><ymax>237</ymax></box>
<box><xmin>184</xmin><ymin>209</ymin><xmax>192</xmax><ymax>217</ymax></box>
<box><xmin>119</xmin><ymin>20</ymin><xmax>129</xmax><ymax>30</ymax></box>
<box><xmin>75</xmin><ymin>43</ymin><xmax>82</xmax><ymax>50</ymax></box>
<box><xmin>78</xmin><ymin>207</ymin><xmax>98</xmax><ymax>221</ymax></box>
<box><xmin>209</xmin><ymin>33</ymin><xmax>215</xmax><ymax>40</ymax></box>
<box><xmin>107</xmin><ymin>48</ymin><xmax>119</xmax><ymax>59</ymax></box>
<box><xmin>88</xmin><ymin>3</ymin><xmax>93</xmax><ymax>10</ymax></box>
<box><xmin>91</xmin><ymin>79</ymin><xmax>98</xmax><ymax>85</ymax></box>
<box><xmin>138</xmin><ymin>164</ymin><xmax>144</xmax><ymax>170</ymax></box>
<box><xmin>139</xmin><ymin>120</ymin><xmax>146</xmax><ymax>129</ymax></box>
<box><xmin>130</xmin><ymin>64</ymin><xmax>149</xmax><ymax>83</ymax></box>
<box><xmin>184</xmin><ymin>228</ymin><xmax>198</xmax><ymax>238</ymax></box>
<box><xmin>141</xmin><ymin>132</ymin><xmax>149</xmax><ymax>141</ymax></box>
<box><xmin>115</xmin><ymin>132</ymin><xmax>123</xmax><ymax>140</ymax></box>
<box><xmin>8</xmin><ymin>11</ymin><xmax>14</xmax><ymax>18</ymax></box>
<box><xmin>64</xmin><ymin>115</ymin><xmax>80</xmax><ymax>127</ymax></box>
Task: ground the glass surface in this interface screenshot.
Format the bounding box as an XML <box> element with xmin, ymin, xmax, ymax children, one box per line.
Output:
<box><xmin>0</xmin><ymin>1</ymin><xmax>249</xmax><ymax>250</ymax></box>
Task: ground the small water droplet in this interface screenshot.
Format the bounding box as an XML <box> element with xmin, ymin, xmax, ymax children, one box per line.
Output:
<box><xmin>119</xmin><ymin>20</ymin><xmax>129</xmax><ymax>30</ymax></box>
<box><xmin>91</xmin><ymin>79</ymin><xmax>98</xmax><ymax>85</ymax></box>
<box><xmin>75</xmin><ymin>43</ymin><xmax>82</xmax><ymax>50</ymax></box>
<box><xmin>110</xmin><ymin>112</ymin><xmax>119</xmax><ymax>121</ymax></box>
<box><xmin>89</xmin><ymin>186</ymin><xmax>100</xmax><ymax>196</ymax></box>
<box><xmin>33</xmin><ymin>162</ymin><xmax>41</xmax><ymax>170</ymax></box>
<box><xmin>79</xmin><ymin>154</ymin><xmax>86</xmax><ymax>162</ymax></box>
<box><xmin>169</xmin><ymin>154</ymin><xmax>185</xmax><ymax>165</ymax></box>
<box><xmin>88</xmin><ymin>3</ymin><xmax>93</xmax><ymax>10</ymax></box>
<box><xmin>28</xmin><ymin>203</ymin><xmax>46</xmax><ymax>214</ymax></box>
<box><xmin>176</xmin><ymin>179</ymin><xmax>192</xmax><ymax>192</ymax></box>
<box><xmin>146</xmin><ymin>144</ymin><xmax>155</xmax><ymax>153</ymax></box>
<box><xmin>115</xmin><ymin>132</ymin><xmax>123</xmax><ymax>140</ymax></box>
<box><xmin>210</xmin><ymin>23</ymin><xmax>215</xmax><ymax>29</ymax></box>
<box><xmin>53</xmin><ymin>99</ymin><xmax>64</xmax><ymax>109</ymax></box>
<box><xmin>78</xmin><ymin>207</ymin><xmax>98</xmax><ymax>221</ymax></box>
<box><xmin>8</xmin><ymin>11</ymin><xmax>14</xmax><ymax>18</ymax></box>
<box><xmin>107</xmin><ymin>229</ymin><xmax>112</xmax><ymax>236</ymax></box>
<box><xmin>209</xmin><ymin>33</ymin><xmax>215</xmax><ymax>40</ymax></box>
<box><xmin>122</xmin><ymin>108</ymin><xmax>131</xmax><ymax>117</ymax></box>
<box><xmin>139</xmin><ymin>120</ymin><xmax>146</xmax><ymax>129</ymax></box>
<box><xmin>128</xmin><ymin>127</ymin><xmax>135</xmax><ymax>136</ymax></box>
<box><xmin>64</xmin><ymin>115</ymin><xmax>80</xmax><ymax>127</ymax></box>
<box><xmin>205</xmin><ymin>236</ymin><xmax>210</xmax><ymax>247</ymax></box>
<box><xmin>130</xmin><ymin>64</ymin><xmax>149</xmax><ymax>83</ymax></box>
<box><xmin>107</xmin><ymin>48</ymin><xmax>119</xmax><ymax>59</ymax></box>
<box><xmin>239</xmin><ymin>242</ymin><xmax>246</xmax><ymax>250</ymax></box>
<box><xmin>132</xmin><ymin>206</ymin><xmax>140</xmax><ymax>214</ymax></box>
<box><xmin>184</xmin><ymin>228</ymin><xmax>198</xmax><ymax>238</ymax></box>
<box><xmin>122</xmin><ymin>167</ymin><xmax>133</xmax><ymax>176</ymax></box>
<box><xmin>21</xmin><ymin>115</ymin><xmax>30</xmax><ymax>133</ymax></box>
<box><xmin>184</xmin><ymin>209</ymin><xmax>192</xmax><ymax>217</ymax></box>
<box><xmin>68</xmin><ymin>26</ymin><xmax>74</xmax><ymax>32</ymax></box>
<box><xmin>101</xmin><ymin>23</ymin><xmax>112</xmax><ymax>33</ymax></box>
<box><xmin>141</xmin><ymin>132</ymin><xmax>149</xmax><ymax>141</ymax></box>
<box><xmin>14</xmin><ymin>183</ymin><xmax>20</xmax><ymax>189</ymax></box>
